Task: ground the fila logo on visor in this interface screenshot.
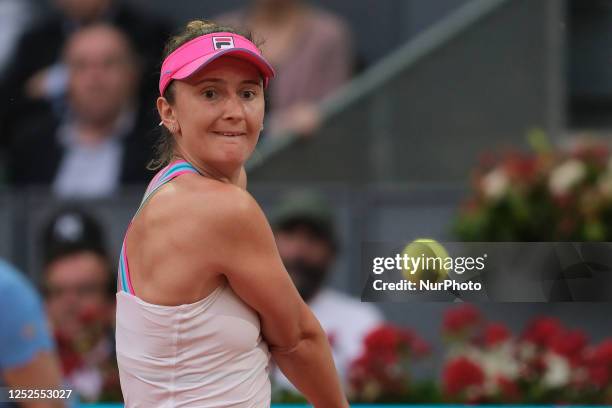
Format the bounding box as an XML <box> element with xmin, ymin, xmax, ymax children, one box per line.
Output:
<box><xmin>213</xmin><ymin>36</ymin><xmax>235</xmax><ymax>50</ymax></box>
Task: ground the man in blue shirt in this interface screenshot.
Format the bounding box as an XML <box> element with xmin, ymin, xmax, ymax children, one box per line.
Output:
<box><xmin>0</xmin><ymin>259</ymin><xmax>65</xmax><ymax>408</ymax></box>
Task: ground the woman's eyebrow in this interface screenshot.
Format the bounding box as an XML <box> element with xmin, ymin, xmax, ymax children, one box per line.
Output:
<box><xmin>242</xmin><ymin>79</ymin><xmax>263</xmax><ymax>86</ymax></box>
<box><xmin>194</xmin><ymin>78</ymin><xmax>224</xmax><ymax>85</ymax></box>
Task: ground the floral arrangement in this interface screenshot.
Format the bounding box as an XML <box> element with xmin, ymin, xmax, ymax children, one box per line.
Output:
<box><xmin>346</xmin><ymin>324</ymin><xmax>433</xmax><ymax>402</ymax></box>
<box><xmin>440</xmin><ymin>304</ymin><xmax>612</xmax><ymax>404</ymax></box>
<box><xmin>455</xmin><ymin>135</ymin><xmax>612</xmax><ymax>241</ymax></box>
<box><xmin>316</xmin><ymin>304</ymin><xmax>612</xmax><ymax>404</ymax></box>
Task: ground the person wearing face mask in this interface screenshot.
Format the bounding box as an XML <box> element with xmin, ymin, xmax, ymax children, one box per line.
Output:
<box><xmin>271</xmin><ymin>190</ymin><xmax>384</xmax><ymax>391</ymax></box>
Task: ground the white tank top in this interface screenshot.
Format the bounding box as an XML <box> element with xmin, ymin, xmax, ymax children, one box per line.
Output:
<box><xmin>116</xmin><ymin>282</ymin><xmax>271</xmax><ymax>407</ymax></box>
<box><xmin>115</xmin><ymin>160</ymin><xmax>271</xmax><ymax>407</ymax></box>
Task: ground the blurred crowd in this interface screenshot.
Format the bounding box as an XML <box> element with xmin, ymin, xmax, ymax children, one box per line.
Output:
<box><xmin>0</xmin><ymin>0</ymin><xmax>355</xmax><ymax>198</ymax></box>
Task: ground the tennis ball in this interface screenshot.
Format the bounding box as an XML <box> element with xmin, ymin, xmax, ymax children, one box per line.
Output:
<box><xmin>401</xmin><ymin>238</ymin><xmax>450</xmax><ymax>283</ymax></box>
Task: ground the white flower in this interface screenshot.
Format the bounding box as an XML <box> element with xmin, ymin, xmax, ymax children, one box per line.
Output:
<box><xmin>482</xmin><ymin>168</ymin><xmax>509</xmax><ymax>200</ymax></box>
<box><xmin>460</xmin><ymin>344</ymin><xmax>520</xmax><ymax>396</ymax></box>
<box><xmin>542</xmin><ymin>352</ymin><xmax>570</xmax><ymax>388</ymax></box>
<box><xmin>476</xmin><ymin>344</ymin><xmax>520</xmax><ymax>380</ymax></box>
<box><xmin>549</xmin><ymin>159</ymin><xmax>586</xmax><ymax>195</ymax></box>
<box><xmin>518</xmin><ymin>342</ymin><xmax>537</xmax><ymax>360</ymax></box>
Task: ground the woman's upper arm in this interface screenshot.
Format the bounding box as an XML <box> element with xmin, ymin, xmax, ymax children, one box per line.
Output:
<box><xmin>205</xmin><ymin>187</ymin><xmax>306</xmax><ymax>349</ymax></box>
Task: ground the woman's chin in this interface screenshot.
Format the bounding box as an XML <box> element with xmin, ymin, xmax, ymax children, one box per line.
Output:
<box><xmin>208</xmin><ymin>149</ymin><xmax>250</xmax><ymax>169</ymax></box>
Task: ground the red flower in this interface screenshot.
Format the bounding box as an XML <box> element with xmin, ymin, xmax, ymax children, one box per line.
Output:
<box><xmin>521</xmin><ymin>317</ymin><xmax>563</xmax><ymax>348</ymax></box>
<box><xmin>482</xmin><ymin>322</ymin><xmax>511</xmax><ymax>347</ymax></box>
<box><xmin>363</xmin><ymin>325</ymin><xmax>401</xmax><ymax>364</ymax></box>
<box><xmin>584</xmin><ymin>340</ymin><xmax>612</xmax><ymax>388</ymax></box>
<box><xmin>363</xmin><ymin>324</ymin><xmax>429</xmax><ymax>362</ymax></box>
<box><xmin>523</xmin><ymin>355</ymin><xmax>548</xmax><ymax>379</ymax></box>
<box><xmin>496</xmin><ymin>375</ymin><xmax>520</xmax><ymax>401</ymax></box>
<box><xmin>571</xmin><ymin>143</ymin><xmax>609</xmax><ymax>167</ymax></box>
<box><xmin>348</xmin><ymin>350</ymin><xmax>406</xmax><ymax>396</ymax></box>
<box><xmin>443</xmin><ymin>304</ymin><xmax>481</xmax><ymax>336</ymax></box>
<box><xmin>364</xmin><ymin>325</ymin><xmax>402</xmax><ymax>350</ymax></box>
<box><xmin>549</xmin><ymin>329</ymin><xmax>587</xmax><ymax>365</ymax></box>
<box><xmin>587</xmin><ymin>365</ymin><xmax>610</xmax><ymax>388</ymax></box>
<box><xmin>443</xmin><ymin>356</ymin><xmax>485</xmax><ymax>396</ymax></box>
<box><xmin>503</xmin><ymin>152</ymin><xmax>539</xmax><ymax>184</ymax></box>
<box><xmin>349</xmin><ymin>325</ymin><xmax>430</xmax><ymax>398</ymax></box>
<box><xmin>590</xmin><ymin>340</ymin><xmax>612</xmax><ymax>364</ymax></box>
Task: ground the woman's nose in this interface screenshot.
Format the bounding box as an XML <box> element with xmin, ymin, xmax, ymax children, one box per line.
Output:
<box><xmin>222</xmin><ymin>94</ymin><xmax>245</xmax><ymax>121</ymax></box>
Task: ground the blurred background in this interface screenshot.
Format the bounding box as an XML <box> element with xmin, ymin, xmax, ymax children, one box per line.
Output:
<box><xmin>1</xmin><ymin>0</ymin><xmax>612</xmax><ymax>405</ymax></box>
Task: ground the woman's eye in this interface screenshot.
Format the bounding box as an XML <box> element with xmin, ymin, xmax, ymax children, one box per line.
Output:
<box><xmin>202</xmin><ymin>89</ymin><xmax>217</xmax><ymax>99</ymax></box>
<box><xmin>241</xmin><ymin>90</ymin><xmax>256</xmax><ymax>99</ymax></box>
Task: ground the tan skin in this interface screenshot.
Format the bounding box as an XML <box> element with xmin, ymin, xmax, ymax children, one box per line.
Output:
<box><xmin>125</xmin><ymin>55</ymin><xmax>348</xmax><ymax>407</ymax></box>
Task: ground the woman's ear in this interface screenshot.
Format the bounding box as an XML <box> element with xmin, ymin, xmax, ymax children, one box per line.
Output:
<box><xmin>157</xmin><ymin>96</ymin><xmax>179</xmax><ymax>133</ymax></box>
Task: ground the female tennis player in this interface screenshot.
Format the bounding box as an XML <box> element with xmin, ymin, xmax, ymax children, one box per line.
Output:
<box><xmin>115</xmin><ymin>20</ymin><xmax>349</xmax><ymax>407</ymax></box>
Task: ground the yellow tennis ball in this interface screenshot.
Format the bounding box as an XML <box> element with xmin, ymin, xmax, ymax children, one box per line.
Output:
<box><xmin>401</xmin><ymin>238</ymin><xmax>450</xmax><ymax>283</ymax></box>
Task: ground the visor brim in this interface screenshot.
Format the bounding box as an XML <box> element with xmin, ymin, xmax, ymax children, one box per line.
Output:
<box><xmin>172</xmin><ymin>48</ymin><xmax>275</xmax><ymax>87</ymax></box>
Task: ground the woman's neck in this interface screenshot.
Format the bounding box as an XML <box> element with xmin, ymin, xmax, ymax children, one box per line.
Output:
<box><xmin>172</xmin><ymin>152</ymin><xmax>242</xmax><ymax>186</ymax></box>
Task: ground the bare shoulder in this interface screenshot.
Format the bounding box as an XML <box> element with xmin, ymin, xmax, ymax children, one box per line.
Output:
<box><xmin>130</xmin><ymin>174</ymin><xmax>268</xmax><ymax>286</ymax></box>
<box><xmin>143</xmin><ymin>174</ymin><xmax>265</xmax><ymax>237</ymax></box>
<box><xmin>184</xmin><ymin>175</ymin><xmax>259</xmax><ymax>220</ymax></box>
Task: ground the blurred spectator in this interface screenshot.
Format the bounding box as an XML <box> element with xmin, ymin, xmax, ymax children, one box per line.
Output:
<box><xmin>9</xmin><ymin>24</ymin><xmax>154</xmax><ymax>198</ymax></box>
<box><xmin>270</xmin><ymin>190</ymin><xmax>383</xmax><ymax>390</ymax></box>
<box><xmin>0</xmin><ymin>0</ymin><xmax>37</xmax><ymax>81</ymax></box>
<box><xmin>0</xmin><ymin>259</ymin><xmax>65</xmax><ymax>408</ymax></box>
<box><xmin>0</xmin><ymin>0</ymin><xmax>170</xmax><ymax>148</ymax></box>
<box><xmin>217</xmin><ymin>0</ymin><xmax>353</xmax><ymax>138</ymax></box>
<box><xmin>41</xmin><ymin>207</ymin><xmax>121</xmax><ymax>402</ymax></box>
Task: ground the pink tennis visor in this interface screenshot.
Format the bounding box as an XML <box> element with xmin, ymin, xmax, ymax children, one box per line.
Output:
<box><xmin>159</xmin><ymin>32</ymin><xmax>275</xmax><ymax>95</ymax></box>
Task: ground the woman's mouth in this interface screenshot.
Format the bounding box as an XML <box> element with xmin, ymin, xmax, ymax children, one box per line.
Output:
<box><xmin>212</xmin><ymin>131</ymin><xmax>246</xmax><ymax>137</ymax></box>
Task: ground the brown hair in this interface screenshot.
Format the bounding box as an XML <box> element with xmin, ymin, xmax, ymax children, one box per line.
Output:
<box><xmin>148</xmin><ymin>20</ymin><xmax>257</xmax><ymax>170</ymax></box>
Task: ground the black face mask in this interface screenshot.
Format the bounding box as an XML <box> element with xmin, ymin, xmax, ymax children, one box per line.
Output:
<box><xmin>283</xmin><ymin>258</ymin><xmax>329</xmax><ymax>302</ymax></box>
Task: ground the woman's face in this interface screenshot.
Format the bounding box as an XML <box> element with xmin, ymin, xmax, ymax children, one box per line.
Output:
<box><xmin>164</xmin><ymin>56</ymin><xmax>265</xmax><ymax>174</ymax></box>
